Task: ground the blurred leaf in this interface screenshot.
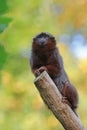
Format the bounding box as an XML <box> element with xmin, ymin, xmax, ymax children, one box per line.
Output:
<box><xmin>0</xmin><ymin>16</ymin><xmax>12</xmax><ymax>33</ymax></box>
<box><xmin>0</xmin><ymin>45</ymin><xmax>7</xmax><ymax>69</ymax></box>
<box><xmin>0</xmin><ymin>0</ymin><xmax>8</xmax><ymax>15</ymax></box>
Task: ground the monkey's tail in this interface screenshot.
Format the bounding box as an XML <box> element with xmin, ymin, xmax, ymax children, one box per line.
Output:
<box><xmin>73</xmin><ymin>109</ymin><xmax>79</xmax><ymax>117</ymax></box>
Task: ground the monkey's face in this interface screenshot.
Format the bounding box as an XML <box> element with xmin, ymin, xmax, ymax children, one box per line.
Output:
<box><xmin>32</xmin><ymin>32</ymin><xmax>56</xmax><ymax>52</ymax></box>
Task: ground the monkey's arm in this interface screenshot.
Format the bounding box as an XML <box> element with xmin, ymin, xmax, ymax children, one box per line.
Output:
<box><xmin>30</xmin><ymin>53</ymin><xmax>41</xmax><ymax>76</ymax></box>
<box><xmin>30</xmin><ymin>58</ymin><xmax>60</xmax><ymax>77</ymax></box>
<box><xmin>30</xmin><ymin>51</ymin><xmax>61</xmax><ymax>77</ymax></box>
<box><xmin>45</xmin><ymin>53</ymin><xmax>61</xmax><ymax>77</ymax></box>
<box><xmin>62</xmin><ymin>82</ymin><xmax>78</xmax><ymax>114</ymax></box>
<box><xmin>35</xmin><ymin>56</ymin><xmax>61</xmax><ymax>77</ymax></box>
<box><xmin>45</xmin><ymin>64</ymin><xmax>61</xmax><ymax>77</ymax></box>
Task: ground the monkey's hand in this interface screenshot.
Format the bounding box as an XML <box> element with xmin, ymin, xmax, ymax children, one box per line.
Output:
<box><xmin>38</xmin><ymin>66</ymin><xmax>47</xmax><ymax>73</ymax></box>
<box><xmin>34</xmin><ymin>66</ymin><xmax>47</xmax><ymax>77</ymax></box>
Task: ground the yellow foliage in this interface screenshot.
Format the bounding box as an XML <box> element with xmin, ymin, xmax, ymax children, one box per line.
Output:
<box><xmin>45</xmin><ymin>116</ymin><xmax>58</xmax><ymax>128</ymax></box>
<box><xmin>32</xmin><ymin>95</ymin><xmax>43</xmax><ymax>110</ymax></box>
<box><xmin>12</xmin><ymin>81</ymin><xmax>27</xmax><ymax>94</ymax></box>
<box><xmin>2</xmin><ymin>71</ymin><xmax>13</xmax><ymax>87</ymax></box>
<box><xmin>78</xmin><ymin>59</ymin><xmax>87</xmax><ymax>74</ymax></box>
<box><xmin>22</xmin><ymin>113</ymin><xmax>47</xmax><ymax>130</ymax></box>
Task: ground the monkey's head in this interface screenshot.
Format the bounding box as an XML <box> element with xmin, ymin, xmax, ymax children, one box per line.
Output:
<box><xmin>32</xmin><ymin>32</ymin><xmax>56</xmax><ymax>53</ymax></box>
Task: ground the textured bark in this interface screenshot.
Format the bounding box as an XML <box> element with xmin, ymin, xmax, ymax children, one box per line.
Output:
<box><xmin>34</xmin><ymin>71</ymin><xmax>86</xmax><ymax>130</ymax></box>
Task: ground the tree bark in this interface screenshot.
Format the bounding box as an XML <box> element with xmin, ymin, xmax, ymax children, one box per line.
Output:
<box><xmin>34</xmin><ymin>71</ymin><xmax>86</xmax><ymax>130</ymax></box>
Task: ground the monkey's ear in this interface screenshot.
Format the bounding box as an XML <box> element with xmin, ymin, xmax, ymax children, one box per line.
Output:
<box><xmin>33</xmin><ymin>37</ymin><xmax>37</xmax><ymax>42</ymax></box>
<box><xmin>32</xmin><ymin>38</ymin><xmax>36</xmax><ymax>45</ymax></box>
<box><xmin>50</xmin><ymin>36</ymin><xmax>56</xmax><ymax>42</ymax></box>
<box><xmin>50</xmin><ymin>36</ymin><xmax>55</xmax><ymax>40</ymax></box>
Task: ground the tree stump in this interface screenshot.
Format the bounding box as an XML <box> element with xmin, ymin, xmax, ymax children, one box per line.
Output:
<box><xmin>34</xmin><ymin>71</ymin><xmax>86</xmax><ymax>130</ymax></box>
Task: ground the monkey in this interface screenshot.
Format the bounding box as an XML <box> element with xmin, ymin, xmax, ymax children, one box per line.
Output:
<box><xmin>30</xmin><ymin>32</ymin><xmax>78</xmax><ymax>116</ymax></box>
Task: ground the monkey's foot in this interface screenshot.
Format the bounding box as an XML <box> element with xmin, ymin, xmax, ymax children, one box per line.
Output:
<box><xmin>62</xmin><ymin>97</ymin><xmax>71</xmax><ymax>107</ymax></box>
<box><xmin>62</xmin><ymin>97</ymin><xmax>78</xmax><ymax>117</ymax></box>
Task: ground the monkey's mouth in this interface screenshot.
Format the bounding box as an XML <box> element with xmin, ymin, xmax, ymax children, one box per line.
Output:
<box><xmin>38</xmin><ymin>38</ymin><xmax>47</xmax><ymax>47</ymax></box>
<box><xmin>39</xmin><ymin>44</ymin><xmax>46</xmax><ymax>48</ymax></box>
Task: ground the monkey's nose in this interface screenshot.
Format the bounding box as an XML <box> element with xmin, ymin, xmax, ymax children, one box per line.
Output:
<box><xmin>39</xmin><ymin>39</ymin><xmax>46</xmax><ymax>46</ymax></box>
<box><xmin>40</xmin><ymin>41</ymin><xmax>45</xmax><ymax>46</ymax></box>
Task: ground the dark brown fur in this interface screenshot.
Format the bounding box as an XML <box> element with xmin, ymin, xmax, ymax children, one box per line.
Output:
<box><xmin>30</xmin><ymin>32</ymin><xmax>78</xmax><ymax>115</ymax></box>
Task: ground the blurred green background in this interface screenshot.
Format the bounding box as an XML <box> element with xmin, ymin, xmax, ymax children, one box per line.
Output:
<box><xmin>0</xmin><ymin>0</ymin><xmax>87</xmax><ymax>129</ymax></box>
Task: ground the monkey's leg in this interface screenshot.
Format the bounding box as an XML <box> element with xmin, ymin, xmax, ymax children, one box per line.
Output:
<box><xmin>61</xmin><ymin>81</ymin><xmax>72</xmax><ymax>108</ymax></box>
<box><xmin>61</xmin><ymin>81</ymin><xmax>78</xmax><ymax>116</ymax></box>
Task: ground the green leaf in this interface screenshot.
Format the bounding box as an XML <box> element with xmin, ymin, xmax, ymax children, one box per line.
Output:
<box><xmin>0</xmin><ymin>45</ymin><xmax>8</xmax><ymax>70</ymax></box>
<box><xmin>0</xmin><ymin>16</ymin><xmax>12</xmax><ymax>33</ymax></box>
<box><xmin>0</xmin><ymin>0</ymin><xmax>8</xmax><ymax>14</ymax></box>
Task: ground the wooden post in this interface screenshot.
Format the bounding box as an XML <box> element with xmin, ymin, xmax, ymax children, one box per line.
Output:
<box><xmin>34</xmin><ymin>71</ymin><xmax>86</xmax><ymax>130</ymax></box>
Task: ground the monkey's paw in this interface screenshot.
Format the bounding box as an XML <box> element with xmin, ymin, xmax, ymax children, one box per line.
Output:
<box><xmin>62</xmin><ymin>97</ymin><xmax>71</xmax><ymax>107</ymax></box>
<box><xmin>34</xmin><ymin>66</ymin><xmax>47</xmax><ymax>77</ymax></box>
<box><xmin>62</xmin><ymin>97</ymin><xmax>69</xmax><ymax>105</ymax></box>
<box><xmin>38</xmin><ymin>66</ymin><xmax>47</xmax><ymax>73</ymax></box>
<box><xmin>34</xmin><ymin>69</ymin><xmax>41</xmax><ymax>77</ymax></box>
